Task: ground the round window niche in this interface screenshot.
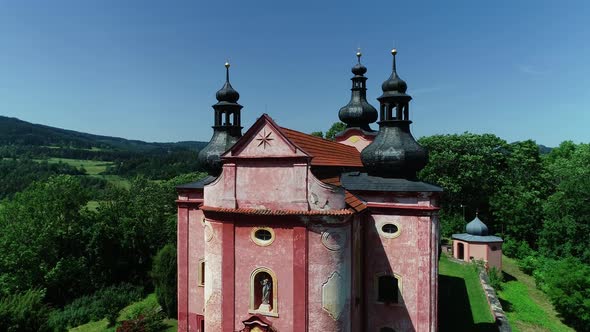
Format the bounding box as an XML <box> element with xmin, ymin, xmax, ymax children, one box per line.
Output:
<box><xmin>251</xmin><ymin>227</ymin><xmax>275</xmax><ymax>247</ymax></box>
<box><xmin>379</xmin><ymin>222</ymin><xmax>401</xmax><ymax>239</ymax></box>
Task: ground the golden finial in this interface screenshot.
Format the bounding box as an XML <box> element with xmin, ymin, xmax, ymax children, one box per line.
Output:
<box><xmin>356</xmin><ymin>48</ymin><xmax>362</xmax><ymax>58</ymax></box>
<box><xmin>225</xmin><ymin>61</ymin><xmax>230</xmax><ymax>69</ymax></box>
<box><xmin>391</xmin><ymin>48</ymin><xmax>397</xmax><ymax>56</ymax></box>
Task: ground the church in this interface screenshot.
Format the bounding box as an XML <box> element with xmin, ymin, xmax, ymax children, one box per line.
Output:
<box><xmin>176</xmin><ymin>49</ymin><xmax>442</xmax><ymax>332</ymax></box>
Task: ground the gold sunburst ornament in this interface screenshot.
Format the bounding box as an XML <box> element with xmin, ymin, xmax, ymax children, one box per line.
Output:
<box><xmin>256</xmin><ymin>129</ymin><xmax>274</xmax><ymax>149</ymax></box>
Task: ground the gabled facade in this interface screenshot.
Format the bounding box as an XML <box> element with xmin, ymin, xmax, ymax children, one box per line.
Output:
<box><xmin>177</xmin><ymin>50</ymin><xmax>442</xmax><ymax>332</ymax></box>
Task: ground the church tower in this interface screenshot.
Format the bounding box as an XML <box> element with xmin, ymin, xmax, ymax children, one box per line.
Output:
<box><xmin>197</xmin><ymin>62</ymin><xmax>243</xmax><ymax>176</ymax></box>
<box><xmin>342</xmin><ymin>49</ymin><xmax>441</xmax><ymax>331</ymax></box>
<box><xmin>335</xmin><ymin>51</ymin><xmax>379</xmax><ymax>151</ymax></box>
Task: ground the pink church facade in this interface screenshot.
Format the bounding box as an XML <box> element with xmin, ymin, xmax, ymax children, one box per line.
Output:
<box><xmin>177</xmin><ymin>50</ymin><xmax>442</xmax><ymax>331</ymax></box>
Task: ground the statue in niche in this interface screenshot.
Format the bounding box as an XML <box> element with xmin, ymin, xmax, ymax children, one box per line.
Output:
<box><xmin>258</xmin><ymin>277</ymin><xmax>272</xmax><ymax>311</ymax></box>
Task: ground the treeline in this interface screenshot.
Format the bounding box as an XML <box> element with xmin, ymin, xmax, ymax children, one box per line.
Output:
<box><xmin>0</xmin><ymin>173</ymin><xmax>206</xmax><ymax>331</ymax></box>
<box><xmin>0</xmin><ymin>158</ymin><xmax>103</xmax><ymax>199</ymax></box>
<box><xmin>104</xmin><ymin>150</ymin><xmax>201</xmax><ymax>179</ymax></box>
<box><xmin>418</xmin><ymin>134</ymin><xmax>590</xmax><ymax>330</ymax></box>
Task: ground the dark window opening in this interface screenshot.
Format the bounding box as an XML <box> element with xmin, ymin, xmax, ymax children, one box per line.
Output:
<box><xmin>380</xmin><ymin>328</ymin><xmax>396</xmax><ymax>332</ymax></box>
<box><xmin>199</xmin><ymin>261</ymin><xmax>205</xmax><ymax>286</ymax></box>
<box><xmin>382</xmin><ymin>224</ymin><xmax>399</xmax><ymax>234</ymax></box>
<box><xmin>378</xmin><ymin>275</ymin><xmax>399</xmax><ymax>303</ymax></box>
<box><xmin>255</xmin><ymin>229</ymin><xmax>272</xmax><ymax>241</ymax></box>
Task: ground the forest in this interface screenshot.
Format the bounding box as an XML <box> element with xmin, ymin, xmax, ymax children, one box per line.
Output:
<box><xmin>0</xmin><ymin>118</ymin><xmax>588</xmax><ymax>331</ymax></box>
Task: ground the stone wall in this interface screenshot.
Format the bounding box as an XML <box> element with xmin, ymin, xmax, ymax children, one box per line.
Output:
<box><xmin>477</xmin><ymin>266</ymin><xmax>512</xmax><ymax>332</ymax></box>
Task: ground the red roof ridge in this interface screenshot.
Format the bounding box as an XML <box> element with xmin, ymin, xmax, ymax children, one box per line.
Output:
<box><xmin>280</xmin><ymin>127</ymin><xmax>363</xmax><ymax>167</ymax></box>
<box><xmin>200</xmin><ymin>205</ymin><xmax>354</xmax><ymax>216</ymax></box>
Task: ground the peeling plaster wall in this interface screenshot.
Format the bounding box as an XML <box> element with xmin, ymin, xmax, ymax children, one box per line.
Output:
<box><xmin>364</xmin><ymin>210</ymin><xmax>437</xmax><ymax>332</ymax></box>
<box><xmin>233</xmin><ymin>218</ymin><xmax>295</xmax><ymax>331</ymax></box>
<box><xmin>235</xmin><ymin>160</ymin><xmax>308</xmax><ymax>210</ymax></box>
<box><xmin>307</xmin><ymin>170</ymin><xmax>346</xmax><ymax>211</ymax></box>
<box><xmin>188</xmin><ymin>209</ymin><xmax>205</xmax><ymax>330</ymax></box>
<box><xmin>177</xmin><ymin>205</ymin><xmax>189</xmax><ymax>331</ymax></box>
<box><xmin>307</xmin><ymin>222</ymin><xmax>352</xmax><ymax>332</ymax></box>
<box><xmin>204</xmin><ymin>220</ymin><xmax>224</xmax><ymax>331</ymax></box>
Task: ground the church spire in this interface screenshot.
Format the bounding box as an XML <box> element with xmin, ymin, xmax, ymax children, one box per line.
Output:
<box><xmin>360</xmin><ymin>49</ymin><xmax>428</xmax><ymax>178</ymax></box>
<box><xmin>197</xmin><ymin>61</ymin><xmax>244</xmax><ymax>176</ymax></box>
<box><xmin>338</xmin><ymin>49</ymin><xmax>378</xmax><ymax>131</ymax></box>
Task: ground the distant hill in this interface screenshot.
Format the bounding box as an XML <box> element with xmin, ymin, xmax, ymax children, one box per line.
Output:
<box><xmin>0</xmin><ymin>116</ymin><xmax>207</xmax><ymax>152</ymax></box>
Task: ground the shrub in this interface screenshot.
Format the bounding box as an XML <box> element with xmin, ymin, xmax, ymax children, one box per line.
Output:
<box><xmin>116</xmin><ymin>296</ymin><xmax>166</xmax><ymax>332</ymax></box>
<box><xmin>488</xmin><ymin>267</ymin><xmax>503</xmax><ymax>291</ymax></box>
<box><xmin>151</xmin><ymin>244</ymin><xmax>177</xmax><ymax>318</ymax></box>
<box><xmin>503</xmin><ymin>237</ymin><xmax>533</xmax><ymax>259</ymax></box>
<box><xmin>47</xmin><ymin>283</ymin><xmax>143</xmax><ymax>331</ymax></box>
<box><xmin>534</xmin><ymin>257</ymin><xmax>590</xmax><ymax>331</ymax></box>
<box><xmin>518</xmin><ymin>254</ymin><xmax>540</xmax><ymax>275</ymax></box>
<box><xmin>0</xmin><ymin>288</ymin><xmax>51</xmax><ymax>332</ymax></box>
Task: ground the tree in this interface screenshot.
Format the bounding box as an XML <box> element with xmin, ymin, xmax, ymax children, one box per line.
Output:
<box><xmin>325</xmin><ymin>122</ymin><xmax>347</xmax><ymax>141</ymax></box>
<box><xmin>151</xmin><ymin>244</ymin><xmax>177</xmax><ymax>317</ymax></box>
<box><xmin>418</xmin><ymin>133</ymin><xmax>508</xmax><ymax>233</ymax></box>
<box><xmin>310</xmin><ymin>131</ymin><xmax>324</xmax><ymax>138</ymax></box>
<box><xmin>0</xmin><ymin>175</ymin><xmax>91</xmax><ymax>303</ymax></box>
<box><xmin>539</xmin><ymin>142</ymin><xmax>590</xmax><ymax>264</ymax></box>
<box><xmin>490</xmin><ymin>140</ymin><xmax>552</xmax><ymax>247</ymax></box>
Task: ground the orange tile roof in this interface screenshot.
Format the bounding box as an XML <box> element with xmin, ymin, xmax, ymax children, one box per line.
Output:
<box><xmin>280</xmin><ymin>127</ymin><xmax>363</xmax><ymax>167</ymax></box>
<box><xmin>200</xmin><ymin>206</ymin><xmax>354</xmax><ymax>216</ymax></box>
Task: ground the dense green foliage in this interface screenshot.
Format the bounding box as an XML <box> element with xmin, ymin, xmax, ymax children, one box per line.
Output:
<box><xmin>533</xmin><ymin>258</ymin><xmax>590</xmax><ymax>331</ymax></box>
<box><xmin>0</xmin><ymin>158</ymin><xmax>85</xmax><ymax>198</ymax></box>
<box><xmin>151</xmin><ymin>244</ymin><xmax>178</xmax><ymax>318</ymax></box>
<box><xmin>47</xmin><ymin>284</ymin><xmax>143</xmax><ymax>331</ymax></box>
<box><xmin>0</xmin><ymin>289</ymin><xmax>51</xmax><ymax>332</ymax></box>
<box><xmin>419</xmin><ymin>134</ymin><xmax>589</xmax><ymax>330</ymax></box>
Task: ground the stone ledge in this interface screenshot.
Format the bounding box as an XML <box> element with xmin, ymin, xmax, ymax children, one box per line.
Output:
<box><xmin>477</xmin><ymin>267</ymin><xmax>512</xmax><ymax>332</ymax></box>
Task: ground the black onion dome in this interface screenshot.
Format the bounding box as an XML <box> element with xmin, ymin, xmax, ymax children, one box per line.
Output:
<box><xmin>215</xmin><ymin>82</ymin><xmax>239</xmax><ymax>103</ymax></box>
<box><xmin>466</xmin><ymin>215</ymin><xmax>489</xmax><ymax>236</ymax></box>
<box><xmin>360</xmin><ymin>48</ymin><xmax>428</xmax><ymax>178</ymax></box>
<box><xmin>215</xmin><ymin>62</ymin><xmax>240</xmax><ymax>103</ymax></box>
<box><xmin>360</xmin><ymin>122</ymin><xmax>428</xmax><ymax>178</ymax></box>
<box><xmin>352</xmin><ymin>63</ymin><xmax>367</xmax><ymax>76</ymax></box>
<box><xmin>338</xmin><ymin>51</ymin><xmax>378</xmax><ymax>131</ymax></box>
<box><xmin>381</xmin><ymin>48</ymin><xmax>408</xmax><ymax>95</ymax></box>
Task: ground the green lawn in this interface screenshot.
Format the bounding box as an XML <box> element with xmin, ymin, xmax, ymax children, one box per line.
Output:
<box><xmin>497</xmin><ymin>256</ymin><xmax>573</xmax><ymax>332</ymax></box>
<box><xmin>70</xmin><ymin>293</ymin><xmax>177</xmax><ymax>332</ymax></box>
<box><xmin>439</xmin><ymin>254</ymin><xmax>497</xmax><ymax>332</ymax></box>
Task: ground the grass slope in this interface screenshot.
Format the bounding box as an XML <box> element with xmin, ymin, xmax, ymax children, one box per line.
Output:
<box><xmin>439</xmin><ymin>254</ymin><xmax>496</xmax><ymax>332</ymax></box>
<box><xmin>498</xmin><ymin>256</ymin><xmax>573</xmax><ymax>332</ymax></box>
<box><xmin>70</xmin><ymin>293</ymin><xmax>177</xmax><ymax>332</ymax></box>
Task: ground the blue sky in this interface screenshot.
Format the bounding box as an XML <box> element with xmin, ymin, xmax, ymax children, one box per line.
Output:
<box><xmin>1</xmin><ymin>1</ymin><xmax>589</xmax><ymax>147</ymax></box>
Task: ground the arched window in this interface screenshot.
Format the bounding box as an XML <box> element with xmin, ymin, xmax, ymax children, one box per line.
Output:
<box><xmin>249</xmin><ymin>267</ymin><xmax>278</xmax><ymax>317</ymax></box>
<box><xmin>377</xmin><ymin>274</ymin><xmax>402</xmax><ymax>304</ymax></box>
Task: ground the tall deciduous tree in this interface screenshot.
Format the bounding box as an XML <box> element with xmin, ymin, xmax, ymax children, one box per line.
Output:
<box><xmin>0</xmin><ymin>175</ymin><xmax>91</xmax><ymax>303</ymax></box>
<box><xmin>540</xmin><ymin>142</ymin><xmax>590</xmax><ymax>264</ymax></box>
<box><xmin>418</xmin><ymin>133</ymin><xmax>508</xmax><ymax>233</ymax></box>
<box><xmin>490</xmin><ymin>140</ymin><xmax>552</xmax><ymax>247</ymax></box>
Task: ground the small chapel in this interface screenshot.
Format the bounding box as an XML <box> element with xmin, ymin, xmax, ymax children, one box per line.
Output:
<box><xmin>176</xmin><ymin>49</ymin><xmax>442</xmax><ymax>332</ymax></box>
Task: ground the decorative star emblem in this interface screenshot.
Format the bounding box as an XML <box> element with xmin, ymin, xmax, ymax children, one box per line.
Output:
<box><xmin>256</xmin><ymin>129</ymin><xmax>274</xmax><ymax>149</ymax></box>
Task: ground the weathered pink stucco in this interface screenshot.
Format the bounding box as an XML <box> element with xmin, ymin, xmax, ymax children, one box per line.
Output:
<box><xmin>177</xmin><ymin>115</ymin><xmax>440</xmax><ymax>331</ymax></box>
<box><xmin>453</xmin><ymin>240</ymin><xmax>503</xmax><ymax>270</ymax></box>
